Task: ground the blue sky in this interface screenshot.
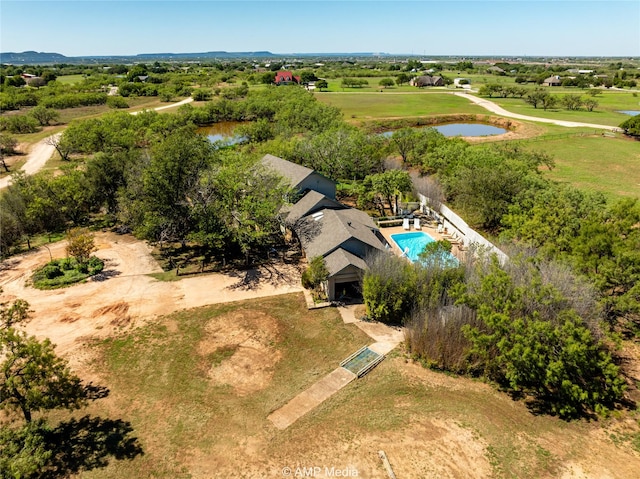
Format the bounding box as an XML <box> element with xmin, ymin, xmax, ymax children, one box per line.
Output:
<box><xmin>1</xmin><ymin>1</ymin><xmax>638</xmax><ymax>57</ymax></box>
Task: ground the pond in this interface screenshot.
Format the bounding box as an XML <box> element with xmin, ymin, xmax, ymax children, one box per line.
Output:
<box><xmin>433</xmin><ymin>123</ymin><xmax>507</xmax><ymax>137</ymax></box>
<box><xmin>380</xmin><ymin>123</ymin><xmax>507</xmax><ymax>138</ymax></box>
<box><xmin>617</xmin><ymin>110</ymin><xmax>640</xmax><ymax>116</ymax></box>
<box><xmin>198</xmin><ymin>121</ymin><xmax>247</xmax><ymax>146</ymax></box>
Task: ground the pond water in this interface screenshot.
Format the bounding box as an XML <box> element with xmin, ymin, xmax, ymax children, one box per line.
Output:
<box><xmin>198</xmin><ymin>121</ymin><xmax>247</xmax><ymax>146</ymax></box>
<box><xmin>434</xmin><ymin>123</ymin><xmax>507</xmax><ymax>137</ymax></box>
<box><xmin>617</xmin><ymin>110</ymin><xmax>640</xmax><ymax>116</ymax></box>
<box><xmin>380</xmin><ymin>123</ymin><xmax>507</xmax><ymax>138</ymax></box>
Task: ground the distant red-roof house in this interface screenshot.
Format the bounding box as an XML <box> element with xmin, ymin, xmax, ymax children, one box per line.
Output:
<box><xmin>274</xmin><ymin>70</ymin><xmax>301</xmax><ymax>85</ymax></box>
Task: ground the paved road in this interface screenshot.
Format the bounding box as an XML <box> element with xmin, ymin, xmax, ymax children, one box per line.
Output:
<box><xmin>0</xmin><ymin>97</ymin><xmax>194</xmax><ymax>189</ymax></box>
<box><xmin>453</xmin><ymin>91</ymin><xmax>621</xmax><ymax>131</ymax></box>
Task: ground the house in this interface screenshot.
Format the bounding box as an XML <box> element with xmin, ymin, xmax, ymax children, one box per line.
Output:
<box><xmin>294</xmin><ymin>208</ymin><xmax>388</xmax><ymax>300</ymax></box>
<box><xmin>261</xmin><ymin>154</ymin><xmax>336</xmax><ymax>199</ymax></box>
<box><xmin>20</xmin><ymin>73</ymin><xmax>36</xmax><ymax>79</ymax></box>
<box><xmin>261</xmin><ymin>154</ymin><xmax>389</xmax><ymax>301</ymax></box>
<box><xmin>542</xmin><ymin>75</ymin><xmax>562</xmax><ymax>86</ymax></box>
<box><xmin>487</xmin><ymin>66</ymin><xmax>506</xmax><ymax>74</ymax></box>
<box><xmin>410</xmin><ymin>75</ymin><xmax>444</xmax><ymax>88</ymax></box>
<box><xmin>274</xmin><ymin>70</ymin><xmax>301</xmax><ymax>85</ymax></box>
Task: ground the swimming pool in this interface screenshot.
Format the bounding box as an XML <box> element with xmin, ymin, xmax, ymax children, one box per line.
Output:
<box><xmin>390</xmin><ymin>231</ymin><xmax>459</xmax><ymax>266</ymax></box>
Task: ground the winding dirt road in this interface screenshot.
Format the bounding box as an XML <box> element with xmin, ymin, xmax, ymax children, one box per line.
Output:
<box><xmin>0</xmin><ymin>133</ymin><xmax>59</xmax><ymax>189</ymax></box>
<box><xmin>453</xmin><ymin>91</ymin><xmax>621</xmax><ymax>131</ymax></box>
<box><xmin>0</xmin><ymin>97</ymin><xmax>194</xmax><ymax>189</ymax></box>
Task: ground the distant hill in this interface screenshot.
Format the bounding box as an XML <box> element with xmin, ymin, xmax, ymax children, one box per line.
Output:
<box><xmin>0</xmin><ymin>50</ymin><xmax>389</xmax><ymax>64</ymax></box>
<box><xmin>134</xmin><ymin>51</ymin><xmax>276</xmax><ymax>59</ymax></box>
<box><xmin>0</xmin><ymin>51</ymin><xmax>69</xmax><ymax>64</ymax></box>
<box><xmin>1</xmin><ymin>50</ymin><xmax>286</xmax><ymax>64</ymax></box>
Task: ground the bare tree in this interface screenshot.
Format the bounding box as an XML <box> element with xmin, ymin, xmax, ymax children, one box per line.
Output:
<box><xmin>412</xmin><ymin>174</ymin><xmax>445</xmax><ymax>213</ymax></box>
<box><xmin>44</xmin><ymin>134</ymin><xmax>71</xmax><ymax>161</ymax></box>
<box><xmin>0</xmin><ymin>134</ymin><xmax>18</xmax><ymax>172</ymax></box>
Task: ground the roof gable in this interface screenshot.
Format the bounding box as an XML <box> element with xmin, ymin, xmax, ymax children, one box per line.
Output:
<box><xmin>284</xmin><ymin>190</ymin><xmax>344</xmax><ymax>225</ymax></box>
<box><xmin>295</xmin><ymin>208</ymin><xmax>385</xmax><ymax>259</ymax></box>
<box><xmin>323</xmin><ymin>248</ymin><xmax>368</xmax><ymax>277</ymax></box>
<box><xmin>261</xmin><ymin>154</ymin><xmax>315</xmax><ymax>189</ymax></box>
<box><xmin>275</xmin><ymin>70</ymin><xmax>298</xmax><ymax>83</ymax></box>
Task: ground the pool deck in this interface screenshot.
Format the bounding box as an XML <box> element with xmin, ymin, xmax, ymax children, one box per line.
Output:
<box><xmin>378</xmin><ymin>220</ymin><xmax>467</xmax><ymax>262</ymax></box>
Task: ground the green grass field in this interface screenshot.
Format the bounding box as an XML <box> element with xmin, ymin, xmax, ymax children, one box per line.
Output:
<box><xmin>55</xmin><ymin>74</ymin><xmax>86</xmax><ymax>85</ymax></box>
<box><xmin>316</xmin><ymin>91</ymin><xmax>486</xmax><ymax>119</ymax></box>
<box><xmin>488</xmin><ymin>92</ymin><xmax>638</xmax><ymax>127</ymax></box>
<box><xmin>523</xmin><ymin>134</ymin><xmax>640</xmax><ymax>200</ymax></box>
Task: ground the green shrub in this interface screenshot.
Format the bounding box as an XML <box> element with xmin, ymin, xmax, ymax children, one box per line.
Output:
<box><xmin>87</xmin><ymin>256</ymin><xmax>104</xmax><ymax>274</ymax></box>
<box><xmin>106</xmin><ymin>96</ymin><xmax>129</xmax><ymax>109</ymax></box>
<box><xmin>0</xmin><ymin>115</ymin><xmax>41</xmax><ymax>134</ymax></box>
<box><xmin>42</xmin><ymin>263</ymin><xmax>62</xmax><ymax>279</ymax></box>
<box><xmin>31</xmin><ymin>256</ymin><xmax>104</xmax><ymax>289</ymax></box>
<box><xmin>301</xmin><ymin>256</ymin><xmax>328</xmax><ymax>290</ymax></box>
<box><xmin>192</xmin><ymin>89</ymin><xmax>212</xmax><ymax>101</ymax></box>
<box><xmin>59</xmin><ymin>258</ymin><xmax>74</xmax><ymax>270</ymax></box>
<box><xmin>362</xmin><ymin>252</ymin><xmax>417</xmax><ymax>324</ymax></box>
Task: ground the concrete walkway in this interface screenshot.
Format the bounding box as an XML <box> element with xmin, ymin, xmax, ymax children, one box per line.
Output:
<box><xmin>268</xmin><ymin>304</ymin><xmax>404</xmax><ymax>429</ymax></box>
<box><xmin>268</xmin><ymin>368</ymin><xmax>357</xmax><ymax>429</ymax></box>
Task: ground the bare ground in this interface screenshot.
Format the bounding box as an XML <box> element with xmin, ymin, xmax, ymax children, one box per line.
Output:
<box><xmin>0</xmin><ymin>231</ymin><xmax>303</xmax><ymax>369</ymax></box>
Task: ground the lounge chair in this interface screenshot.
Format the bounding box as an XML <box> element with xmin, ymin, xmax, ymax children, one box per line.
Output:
<box><xmin>414</xmin><ymin>217</ymin><xmax>421</xmax><ymax>230</ymax></box>
<box><xmin>402</xmin><ymin>218</ymin><xmax>410</xmax><ymax>230</ymax></box>
<box><xmin>436</xmin><ymin>224</ymin><xmax>444</xmax><ymax>234</ymax></box>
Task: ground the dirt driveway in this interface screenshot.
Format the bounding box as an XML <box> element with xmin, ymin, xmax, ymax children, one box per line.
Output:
<box><xmin>0</xmin><ymin>232</ymin><xmax>303</xmax><ymax>364</ymax></box>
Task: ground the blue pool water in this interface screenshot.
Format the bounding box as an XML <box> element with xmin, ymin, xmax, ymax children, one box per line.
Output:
<box><xmin>391</xmin><ymin>231</ymin><xmax>459</xmax><ymax>266</ymax></box>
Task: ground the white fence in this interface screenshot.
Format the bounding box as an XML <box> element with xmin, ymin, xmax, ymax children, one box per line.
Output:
<box><xmin>417</xmin><ymin>193</ymin><xmax>509</xmax><ymax>264</ymax></box>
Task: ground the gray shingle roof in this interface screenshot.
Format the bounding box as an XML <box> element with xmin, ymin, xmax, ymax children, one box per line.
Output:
<box><xmin>261</xmin><ymin>154</ymin><xmax>315</xmax><ymax>189</ymax></box>
<box><xmin>323</xmin><ymin>248</ymin><xmax>368</xmax><ymax>277</ymax></box>
<box><xmin>295</xmin><ymin>208</ymin><xmax>386</xmax><ymax>259</ymax></box>
<box><xmin>285</xmin><ymin>190</ymin><xmax>344</xmax><ymax>225</ymax></box>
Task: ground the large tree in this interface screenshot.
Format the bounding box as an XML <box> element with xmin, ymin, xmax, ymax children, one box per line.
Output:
<box><xmin>139</xmin><ymin>127</ymin><xmax>214</xmax><ymax>244</ymax></box>
<box><xmin>620</xmin><ymin>115</ymin><xmax>640</xmax><ymax>137</ymax></box>
<box><xmin>455</xmin><ymin>257</ymin><xmax>625</xmax><ymax>418</ymax></box>
<box><xmin>0</xmin><ymin>133</ymin><xmax>18</xmax><ymax>172</ymax></box>
<box><xmin>0</xmin><ymin>299</ymin><xmax>89</xmax><ymax>423</ymax></box>
<box><xmin>207</xmin><ymin>154</ymin><xmax>289</xmax><ymax>264</ymax></box>
<box><xmin>365</xmin><ymin>169</ymin><xmax>413</xmax><ymax>215</ymax></box>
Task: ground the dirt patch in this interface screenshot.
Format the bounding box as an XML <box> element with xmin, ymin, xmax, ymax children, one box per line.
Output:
<box><xmin>92</xmin><ymin>301</ymin><xmax>132</xmax><ymax>327</ymax></box>
<box><xmin>371</xmin><ymin>418</ymin><xmax>492</xmax><ymax>478</ymax></box>
<box><xmin>0</xmin><ymin>232</ymin><xmax>302</xmax><ymax>377</ymax></box>
<box><xmin>198</xmin><ymin>309</ymin><xmax>282</xmax><ymax>395</ymax></box>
